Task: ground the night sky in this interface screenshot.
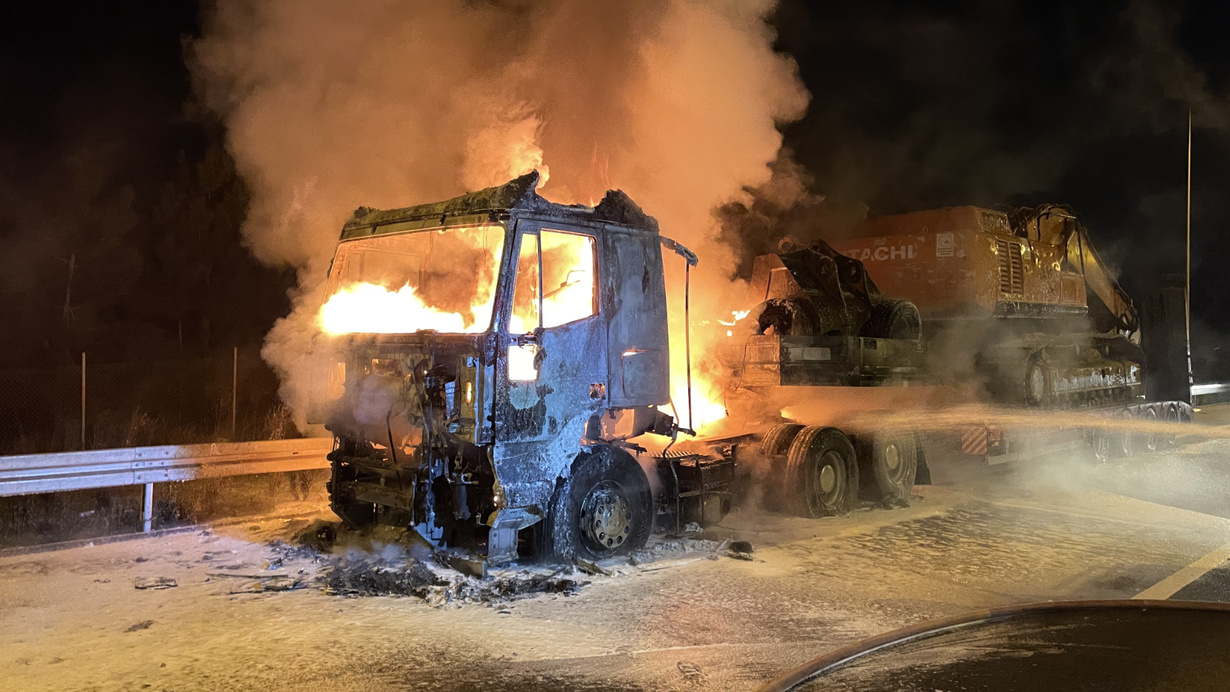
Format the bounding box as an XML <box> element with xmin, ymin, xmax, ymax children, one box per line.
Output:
<box><xmin>1</xmin><ymin>1</ymin><xmax>1227</xmax><ymax>375</ymax></box>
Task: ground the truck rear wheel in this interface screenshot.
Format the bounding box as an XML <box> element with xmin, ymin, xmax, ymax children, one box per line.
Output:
<box><xmin>787</xmin><ymin>426</ymin><xmax>857</xmax><ymax>518</ymax></box>
<box><xmin>761</xmin><ymin>423</ymin><xmax>805</xmax><ymax>457</ymax></box>
<box><xmin>542</xmin><ymin>447</ymin><xmax>652</xmax><ymax>563</ymax></box>
<box><xmin>863</xmin><ymin>432</ymin><xmax>918</xmax><ymax>503</ymax></box>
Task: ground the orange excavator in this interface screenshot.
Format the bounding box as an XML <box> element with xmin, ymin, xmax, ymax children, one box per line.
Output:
<box><xmin>830</xmin><ymin>204</ymin><xmax>1145</xmax><ymax>409</ymax></box>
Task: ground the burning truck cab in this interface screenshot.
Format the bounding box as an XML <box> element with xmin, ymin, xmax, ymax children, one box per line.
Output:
<box><xmin>319</xmin><ymin>172</ymin><xmax>728</xmax><ymax>564</ymax></box>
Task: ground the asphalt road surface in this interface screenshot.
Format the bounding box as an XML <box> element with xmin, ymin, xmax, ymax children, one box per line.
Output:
<box><xmin>4</xmin><ymin>407</ymin><xmax>1230</xmax><ymax>691</ymax></box>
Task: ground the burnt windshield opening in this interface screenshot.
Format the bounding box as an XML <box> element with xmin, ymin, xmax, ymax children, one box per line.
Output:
<box><xmin>320</xmin><ymin>225</ymin><xmax>506</xmax><ymax>335</ymax></box>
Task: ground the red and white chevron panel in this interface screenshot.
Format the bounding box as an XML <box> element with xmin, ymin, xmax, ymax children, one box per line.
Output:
<box><xmin>960</xmin><ymin>426</ymin><xmax>988</xmax><ymax>456</ymax></box>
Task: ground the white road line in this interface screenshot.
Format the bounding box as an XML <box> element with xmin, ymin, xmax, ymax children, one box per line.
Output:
<box><xmin>1134</xmin><ymin>541</ymin><xmax>1230</xmax><ymax>600</ymax></box>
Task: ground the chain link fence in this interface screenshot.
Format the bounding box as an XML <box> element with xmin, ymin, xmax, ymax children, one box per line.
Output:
<box><xmin>0</xmin><ymin>349</ymin><xmax>297</xmax><ymax>455</ymax></box>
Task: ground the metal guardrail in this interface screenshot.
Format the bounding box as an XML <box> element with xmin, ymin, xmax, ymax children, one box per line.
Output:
<box><xmin>0</xmin><ymin>437</ymin><xmax>333</xmax><ymax>531</ymax></box>
<box><xmin>1192</xmin><ymin>383</ymin><xmax>1230</xmax><ymax>406</ymax></box>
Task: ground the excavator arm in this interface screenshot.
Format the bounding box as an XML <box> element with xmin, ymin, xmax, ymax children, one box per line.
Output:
<box><xmin>1013</xmin><ymin>205</ymin><xmax>1139</xmax><ymax>338</ymax></box>
<box><xmin>1070</xmin><ymin>221</ymin><xmax>1139</xmax><ymax>337</ymax></box>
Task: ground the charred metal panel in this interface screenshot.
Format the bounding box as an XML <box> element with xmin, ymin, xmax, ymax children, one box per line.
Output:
<box><xmin>324</xmin><ymin>174</ymin><xmax>672</xmax><ymax>555</ymax></box>
<box><xmin>722</xmin><ymin>334</ymin><xmax>921</xmax><ymax>388</ymax></box>
<box><xmin>604</xmin><ymin>227</ymin><xmax>669</xmax><ymax>407</ymax></box>
<box><xmin>491</xmin><ymin>218</ymin><xmax>609</xmax><ymax>513</ymax></box>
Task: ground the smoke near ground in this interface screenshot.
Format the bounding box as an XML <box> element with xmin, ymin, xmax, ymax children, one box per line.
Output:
<box><xmin>190</xmin><ymin>0</ymin><xmax>808</xmax><ymax>425</ymax></box>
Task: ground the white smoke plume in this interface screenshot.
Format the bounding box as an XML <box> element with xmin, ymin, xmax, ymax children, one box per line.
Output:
<box><xmin>190</xmin><ymin>0</ymin><xmax>809</xmax><ymax>426</ymax></box>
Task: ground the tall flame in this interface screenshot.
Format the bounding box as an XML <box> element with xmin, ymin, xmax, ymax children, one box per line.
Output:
<box><xmin>320</xmin><ymin>283</ymin><xmax>491</xmax><ymax>335</ymax></box>
<box><xmin>318</xmin><ymin>225</ymin><xmax>504</xmax><ymax>336</ymax></box>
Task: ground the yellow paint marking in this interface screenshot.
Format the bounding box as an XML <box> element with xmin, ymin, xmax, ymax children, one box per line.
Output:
<box><xmin>1134</xmin><ymin>541</ymin><xmax>1230</xmax><ymax>600</ymax></box>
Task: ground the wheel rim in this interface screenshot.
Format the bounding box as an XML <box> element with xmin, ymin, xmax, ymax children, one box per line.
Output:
<box><xmin>805</xmin><ymin>451</ymin><xmax>845</xmax><ymax>514</ymax></box>
<box><xmin>579</xmin><ymin>480</ymin><xmax>632</xmax><ymax>553</ymax></box>
<box><xmin>819</xmin><ymin>464</ymin><xmax>837</xmax><ymax>494</ymax></box>
<box><xmin>883</xmin><ymin>440</ymin><xmax>914</xmax><ymax>485</ymax></box>
<box><xmin>1027</xmin><ymin>365</ymin><xmax>1047</xmax><ymax>405</ymax></box>
<box><xmin>1144</xmin><ymin>409</ymin><xmax>1158</xmax><ymax>453</ymax></box>
<box><xmin>1118</xmin><ymin>412</ymin><xmax>1134</xmax><ymax>457</ymax></box>
<box><xmin>1094</xmin><ymin>433</ymin><xmax>1110</xmax><ymax>463</ymax></box>
<box><xmin>885</xmin><ymin>443</ymin><xmax>900</xmax><ymax>472</ymax></box>
<box><xmin>1162</xmin><ymin>405</ymin><xmax>1179</xmax><ymax>449</ymax></box>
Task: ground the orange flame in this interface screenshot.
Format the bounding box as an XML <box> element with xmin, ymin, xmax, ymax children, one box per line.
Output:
<box><xmin>319</xmin><ymin>225</ymin><xmax>504</xmax><ymax>336</ymax></box>
<box><xmin>509</xmin><ymin>230</ymin><xmax>596</xmax><ymax>334</ymax></box>
<box><xmin>668</xmin><ymin>378</ymin><xmax>727</xmax><ymax>433</ymax></box>
<box><xmin>320</xmin><ymin>282</ymin><xmax>493</xmax><ymax>335</ymax></box>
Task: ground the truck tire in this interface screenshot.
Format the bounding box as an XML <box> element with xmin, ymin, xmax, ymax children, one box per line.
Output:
<box><xmin>1114</xmin><ymin>410</ymin><xmax>1135</xmax><ymax>458</ymax></box>
<box><xmin>1024</xmin><ymin>359</ymin><xmax>1050</xmax><ymax>407</ymax></box>
<box><xmin>541</xmin><ymin>447</ymin><xmax>652</xmax><ymax>563</ymax></box>
<box><xmin>1088</xmin><ymin>428</ymin><xmax>1111</xmax><ymax>464</ymax></box>
<box><xmin>1161</xmin><ymin>404</ymin><xmax>1179</xmax><ymax>450</ymax></box>
<box><xmin>1140</xmin><ymin>406</ymin><xmax>1159</xmax><ymax>454</ymax></box>
<box><xmin>761</xmin><ymin>423</ymin><xmax>805</xmax><ymax>457</ymax></box>
<box><xmin>862</xmin><ymin>432</ymin><xmax>918</xmax><ymax>503</ymax></box>
<box><xmin>786</xmin><ymin>426</ymin><xmax>857</xmax><ymax>518</ymax></box>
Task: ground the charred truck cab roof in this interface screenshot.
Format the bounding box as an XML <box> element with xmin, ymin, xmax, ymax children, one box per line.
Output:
<box><xmin>324</xmin><ymin>172</ymin><xmax>702</xmax><ymax>564</ymax></box>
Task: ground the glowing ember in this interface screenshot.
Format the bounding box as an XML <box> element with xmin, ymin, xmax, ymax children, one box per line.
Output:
<box><xmin>719</xmin><ymin>309</ymin><xmax>751</xmax><ymax>326</ymax></box>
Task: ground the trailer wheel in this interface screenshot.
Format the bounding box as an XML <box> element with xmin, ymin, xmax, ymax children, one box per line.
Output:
<box><xmin>1090</xmin><ymin>430</ymin><xmax>1111</xmax><ymax>464</ymax></box>
<box><xmin>761</xmin><ymin>423</ymin><xmax>805</xmax><ymax>457</ymax></box>
<box><xmin>1140</xmin><ymin>406</ymin><xmax>1159</xmax><ymax>454</ymax></box>
<box><xmin>542</xmin><ymin>447</ymin><xmax>652</xmax><ymax>562</ymax></box>
<box><xmin>1161</xmin><ymin>404</ymin><xmax>1179</xmax><ymax>450</ymax></box>
<box><xmin>864</xmin><ymin>432</ymin><xmax>918</xmax><ymax>502</ymax></box>
<box><xmin>787</xmin><ymin>426</ymin><xmax>857</xmax><ymax>518</ymax></box>
<box><xmin>1025</xmin><ymin>360</ymin><xmax>1050</xmax><ymax>407</ymax></box>
<box><xmin>1114</xmin><ymin>410</ymin><xmax>1135</xmax><ymax>458</ymax></box>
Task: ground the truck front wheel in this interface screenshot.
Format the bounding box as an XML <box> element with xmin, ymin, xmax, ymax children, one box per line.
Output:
<box><xmin>787</xmin><ymin>426</ymin><xmax>858</xmax><ymax>518</ymax></box>
<box><xmin>542</xmin><ymin>448</ymin><xmax>652</xmax><ymax>562</ymax></box>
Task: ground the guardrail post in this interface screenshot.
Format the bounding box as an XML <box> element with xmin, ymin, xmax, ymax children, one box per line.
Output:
<box><xmin>142</xmin><ymin>482</ymin><xmax>153</xmax><ymax>533</ymax></box>
<box><xmin>80</xmin><ymin>352</ymin><xmax>86</xmax><ymax>450</ymax></box>
<box><xmin>232</xmin><ymin>346</ymin><xmax>238</xmax><ymax>438</ymax></box>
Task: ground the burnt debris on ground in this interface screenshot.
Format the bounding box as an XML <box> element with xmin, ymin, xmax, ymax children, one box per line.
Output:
<box><xmin>269</xmin><ymin>519</ymin><xmax>754</xmax><ymax>606</ymax></box>
<box><xmin>321</xmin><ymin>553</ymin><xmax>588</xmax><ymax>605</ymax></box>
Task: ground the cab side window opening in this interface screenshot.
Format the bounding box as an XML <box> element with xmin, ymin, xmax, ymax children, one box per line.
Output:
<box><xmin>509</xmin><ymin>230</ymin><xmax>597</xmax><ymax>335</ymax></box>
<box><xmin>541</xmin><ymin>230</ymin><xmax>596</xmax><ymax>328</ymax></box>
<box><xmin>510</xmin><ymin>234</ymin><xmax>540</xmax><ymax>335</ymax></box>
